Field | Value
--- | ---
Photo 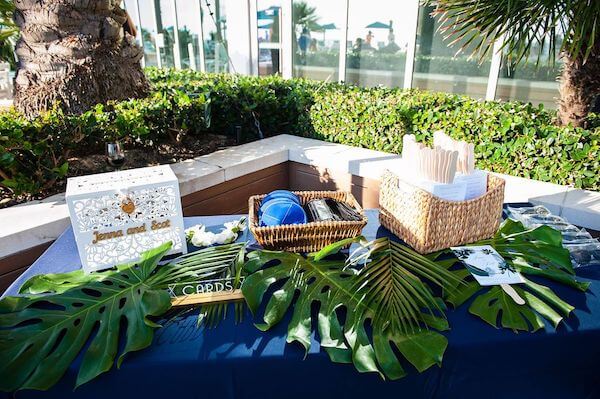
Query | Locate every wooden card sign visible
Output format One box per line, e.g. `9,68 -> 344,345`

66,165 -> 187,273
168,277 -> 245,306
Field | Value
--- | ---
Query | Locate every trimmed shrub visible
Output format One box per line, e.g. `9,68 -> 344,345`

310,87 -> 599,189
147,69 -> 598,190
0,87 -> 210,195
0,108 -> 73,194
1,67 -> 598,197
299,51 -> 559,81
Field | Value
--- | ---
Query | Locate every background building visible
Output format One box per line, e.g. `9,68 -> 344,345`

125,0 -> 563,108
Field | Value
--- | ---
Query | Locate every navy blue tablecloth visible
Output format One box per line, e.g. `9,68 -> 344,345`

3,210 -> 600,399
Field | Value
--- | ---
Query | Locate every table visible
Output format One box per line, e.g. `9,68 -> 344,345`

3,210 -> 600,399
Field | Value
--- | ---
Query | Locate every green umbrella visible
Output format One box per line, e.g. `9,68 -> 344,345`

365,21 -> 390,29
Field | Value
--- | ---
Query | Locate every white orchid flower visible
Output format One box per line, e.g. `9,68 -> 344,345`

214,229 -> 237,244
224,217 -> 247,234
185,217 -> 246,248
190,228 -> 217,247
185,224 -> 205,241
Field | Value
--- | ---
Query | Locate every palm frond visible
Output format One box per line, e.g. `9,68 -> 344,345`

153,242 -> 248,329
149,242 -> 246,288
0,0 -> 17,67
242,237 -> 461,379
197,301 -> 247,328
426,0 -> 600,65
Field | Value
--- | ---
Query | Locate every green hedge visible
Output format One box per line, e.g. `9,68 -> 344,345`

0,87 -> 210,194
147,68 -> 599,190
309,87 -> 598,187
1,67 -> 598,197
300,50 -> 560,81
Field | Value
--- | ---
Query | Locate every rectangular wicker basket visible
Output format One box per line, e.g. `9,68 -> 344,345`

379,169 -> 505,254
249,191 -> 367,252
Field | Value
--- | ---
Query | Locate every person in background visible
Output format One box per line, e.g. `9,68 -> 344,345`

298,27 -> 310,65
388,21 -> 395,45
351,37 -> 363,69
365,30 -> 374,48
309,38 -> 317,53
352,38 -> 363,53
381,23 -> 400,53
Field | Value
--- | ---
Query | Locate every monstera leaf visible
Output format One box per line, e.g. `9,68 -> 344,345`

478,219 -> 588,291
0,242 -> 246,392
439,219 -> 588,332
468,279 -> 574,332
242,237 -> 462,379
0,242 -> 173,391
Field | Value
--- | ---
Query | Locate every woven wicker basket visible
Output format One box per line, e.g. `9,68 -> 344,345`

379,170 -> 505,254
249,191 -> 367,252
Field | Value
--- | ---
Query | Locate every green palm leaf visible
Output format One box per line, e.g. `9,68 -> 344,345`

155,243 -> 248,329
427,0 -> 600,65
150,242 -> 246,289
438,219 -> 588,332
0,241 -> 246,392
0,0 -> 17,67
242,237 -> 462,379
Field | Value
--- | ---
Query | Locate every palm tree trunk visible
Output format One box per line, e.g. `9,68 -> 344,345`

558,45 -> 600,127
13,0 -> 149,118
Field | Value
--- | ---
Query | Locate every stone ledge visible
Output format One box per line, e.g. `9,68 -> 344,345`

490,172 -> 570,215
0,193 -> 70,259
1,134 -> 599,260
169,159 -> 224,197
196,143 -> 288,180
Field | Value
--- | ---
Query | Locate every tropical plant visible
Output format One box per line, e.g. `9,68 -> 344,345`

242,237 -> 462,379
0,241 -> 245,391
293,1 -> 320,32
0,0 -> 17,69
436,219 -> 589,332
427,0 -> 600,127
12,0 -> 149,118
292,1 -> 321,67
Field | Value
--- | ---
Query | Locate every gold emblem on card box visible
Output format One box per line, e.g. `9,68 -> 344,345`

120,197 -> 135,214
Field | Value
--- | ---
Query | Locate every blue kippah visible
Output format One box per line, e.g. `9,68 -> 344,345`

262,190 -> 300,205
260,198 -> 307,226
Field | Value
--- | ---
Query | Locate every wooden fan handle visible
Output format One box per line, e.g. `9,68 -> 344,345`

501,284 -> 525,305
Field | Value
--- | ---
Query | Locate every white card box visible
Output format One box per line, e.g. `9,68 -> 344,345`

66,165 -> 187,273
